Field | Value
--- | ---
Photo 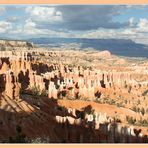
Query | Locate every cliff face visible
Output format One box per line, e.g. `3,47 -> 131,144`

0,41 -> 148,143
1,50 -> 147,102
0,39 -> 34,51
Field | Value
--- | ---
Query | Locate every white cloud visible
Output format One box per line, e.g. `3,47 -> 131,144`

137,18 -> 148,31
6,16 -> 20,22
0,21 -> 12,33
68,17 -> 148,45
129,17 -> 135,27
26,6 -> 63,23
8,17 -> 148,45
10,27 -> 69,38
2,5 -> 148,45
24,19 -> 36,28
9,18 -> 69,38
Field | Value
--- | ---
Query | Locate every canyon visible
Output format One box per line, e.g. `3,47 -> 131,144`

0,39 -> 148,143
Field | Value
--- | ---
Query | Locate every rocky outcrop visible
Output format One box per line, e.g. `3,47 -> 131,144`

0,49 -> 147,112
0,39 -> 34,51
0,42 -> 148,143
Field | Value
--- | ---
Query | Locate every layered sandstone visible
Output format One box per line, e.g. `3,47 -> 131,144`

0,39 -> 34,51
0,40 -> 148,143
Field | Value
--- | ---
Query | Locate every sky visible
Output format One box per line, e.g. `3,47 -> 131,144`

0,5 -> 148,44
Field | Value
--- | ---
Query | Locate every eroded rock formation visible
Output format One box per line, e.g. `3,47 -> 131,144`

0,40 -> 148,143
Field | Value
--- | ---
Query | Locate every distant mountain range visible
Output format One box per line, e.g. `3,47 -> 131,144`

29,38 -> 148,58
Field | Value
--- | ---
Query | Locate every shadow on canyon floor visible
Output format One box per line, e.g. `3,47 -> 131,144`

0,96 -> 147,143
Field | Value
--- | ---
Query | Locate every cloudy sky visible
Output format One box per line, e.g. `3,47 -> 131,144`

0,5 -> 148,44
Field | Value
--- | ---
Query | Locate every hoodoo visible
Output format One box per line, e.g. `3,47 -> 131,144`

0,40 -> 148,143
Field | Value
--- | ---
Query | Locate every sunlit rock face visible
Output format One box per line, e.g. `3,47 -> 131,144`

0,39 -> 34,51
0,40 -> 148,143
0,48 -> 147,107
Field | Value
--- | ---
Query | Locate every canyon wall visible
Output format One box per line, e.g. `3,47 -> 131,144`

0,42 -> 148,142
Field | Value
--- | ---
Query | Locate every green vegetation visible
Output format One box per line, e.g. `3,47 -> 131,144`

142,90 -> 148,96
126,116 -> 136,125
136,118 -> 148,127
131,106 -> 145,115
141,107 -> 145,116
126,116 -> 148,127
30,86 -> 41,96
113,114 -> 121,123
131,106 -> 141,113
116,103 -> 125,108
20,86 -> 48,97
128,85 -> 132,93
